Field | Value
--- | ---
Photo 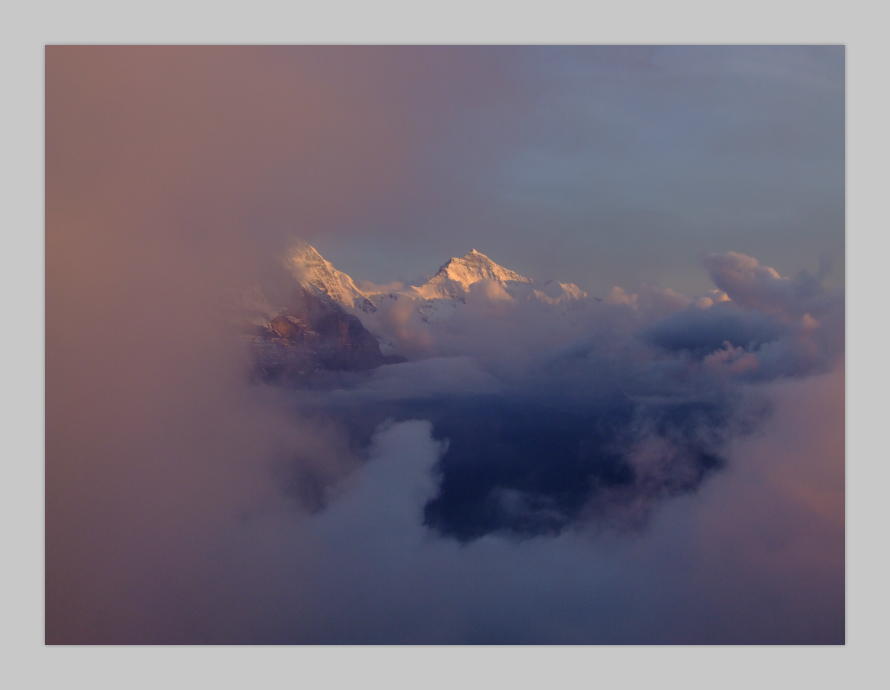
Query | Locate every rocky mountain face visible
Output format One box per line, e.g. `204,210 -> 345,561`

250,284 -> 393,384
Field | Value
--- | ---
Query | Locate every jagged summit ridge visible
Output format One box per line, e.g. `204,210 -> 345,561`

437,248 -> 531,284
285,242 -> 587,317
249,242 -> 592,378
286,241 -> 376,313
415,249 -> 531,300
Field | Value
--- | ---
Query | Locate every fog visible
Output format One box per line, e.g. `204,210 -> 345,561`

46,46 -> 843,644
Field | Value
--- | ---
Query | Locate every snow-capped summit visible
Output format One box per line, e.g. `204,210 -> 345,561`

248,242 -> 598,372
279,242 -> 590,336
285,241 -> 376,313
413,249 -> 532,300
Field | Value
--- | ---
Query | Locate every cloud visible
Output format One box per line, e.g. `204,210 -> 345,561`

704,251 -> 836,320
283,251 -> 841,544
644,302 -> 783,356
47,220 -> 843,643
332,357 -> 502,401
293,367 -> 841,643
45,46 -> 843,644
199,377 -> 842,644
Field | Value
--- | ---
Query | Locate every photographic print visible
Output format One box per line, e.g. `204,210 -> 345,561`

45,45 -> 844,644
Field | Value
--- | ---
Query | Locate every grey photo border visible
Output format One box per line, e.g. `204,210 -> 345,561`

5,0 -> 882,687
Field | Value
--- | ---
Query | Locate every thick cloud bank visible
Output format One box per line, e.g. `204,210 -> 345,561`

47,228 -> 844,643
297,252 -> 841,545
114,367 -> 842,644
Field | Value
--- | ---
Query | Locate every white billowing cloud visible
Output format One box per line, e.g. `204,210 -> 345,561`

353,250 -> 841,387
703,251 -> 833,320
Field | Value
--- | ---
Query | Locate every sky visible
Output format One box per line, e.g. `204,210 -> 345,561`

48,46 -> 843,292
300,46 -> 843,293
45,45 -> 844,644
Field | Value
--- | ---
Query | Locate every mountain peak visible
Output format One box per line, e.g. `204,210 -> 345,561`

441,249 -> 529,281
451,248 -> 492,263
285,241 -> 376,313
288,241 -> 325,261
414,249 -> 531,299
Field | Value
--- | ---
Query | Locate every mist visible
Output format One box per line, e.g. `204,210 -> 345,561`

46,45 -> 843,644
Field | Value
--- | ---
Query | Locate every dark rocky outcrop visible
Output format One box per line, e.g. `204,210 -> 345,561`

251,285 -> 395,384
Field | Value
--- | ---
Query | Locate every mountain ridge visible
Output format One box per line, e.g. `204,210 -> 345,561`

255,243 -> 592,370
287,243 -> 585,309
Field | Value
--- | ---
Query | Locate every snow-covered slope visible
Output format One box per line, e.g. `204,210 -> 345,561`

286,242 -> 377,313
412,249 -> 532,300
282,243 -> 591,349
287,244 -> 587,313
